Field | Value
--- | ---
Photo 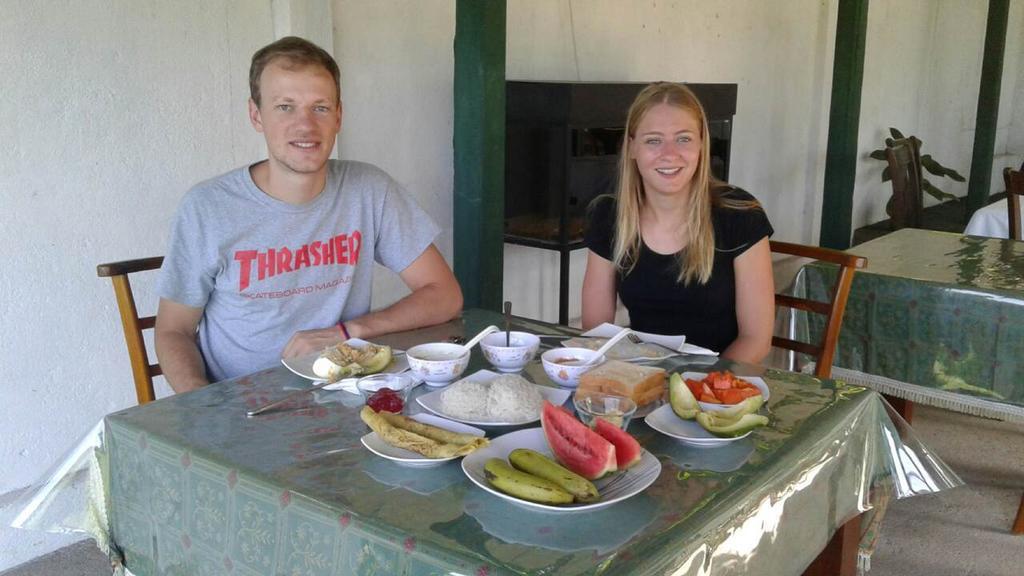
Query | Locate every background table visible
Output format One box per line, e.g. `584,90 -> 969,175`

796,228 -> 1024,421
12,309 -> 957,576
964,198 -> 1023,238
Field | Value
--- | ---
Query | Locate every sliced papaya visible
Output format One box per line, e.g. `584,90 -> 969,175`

700,393 -> 721,404
718,389 -> 746,405
737,387 -> 762,400
686,379 -> 704,398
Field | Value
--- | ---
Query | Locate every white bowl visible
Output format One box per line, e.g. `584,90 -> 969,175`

406,342 -> 471,386
540,347 -> 605,388
479,331 -> 540,372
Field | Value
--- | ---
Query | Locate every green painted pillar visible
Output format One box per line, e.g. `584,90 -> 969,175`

966,0 -> 1009,218
453,0 -> 506,312
819,0 -> 869,250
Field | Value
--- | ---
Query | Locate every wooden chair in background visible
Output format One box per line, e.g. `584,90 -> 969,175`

96,257 -> 164,405
1004,167 -> 1024,241
770,241 -> 867,380
885,138 -> 924,230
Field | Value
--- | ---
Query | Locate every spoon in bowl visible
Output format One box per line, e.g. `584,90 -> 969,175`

578,327 -> 634,367
459,325 -> 501,354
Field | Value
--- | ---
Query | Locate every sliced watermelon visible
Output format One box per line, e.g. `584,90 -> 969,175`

592,418 -> 642,469
541,401 -> 617,480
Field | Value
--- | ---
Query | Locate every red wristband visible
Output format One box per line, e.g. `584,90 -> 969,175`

338,321 -> 350,340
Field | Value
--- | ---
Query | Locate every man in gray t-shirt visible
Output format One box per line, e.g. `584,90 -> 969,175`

155,37 -> 462,392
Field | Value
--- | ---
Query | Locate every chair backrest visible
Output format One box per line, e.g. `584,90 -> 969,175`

770,241 -> 867,379
886,138 -> 923,230
1004,167 -> 1024,241
97,257 -> 164,404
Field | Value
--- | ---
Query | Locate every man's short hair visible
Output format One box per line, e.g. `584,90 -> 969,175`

249,36 -> 341,107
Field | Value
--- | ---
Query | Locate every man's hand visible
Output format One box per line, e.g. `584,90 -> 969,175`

282,326 -> 345,359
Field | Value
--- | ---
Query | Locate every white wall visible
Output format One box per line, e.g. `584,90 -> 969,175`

0,0 -> 336,568
505,0 -> 1024,325
333,0 -> 457,303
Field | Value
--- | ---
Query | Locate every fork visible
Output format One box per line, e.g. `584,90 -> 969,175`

627,333 -> 682,357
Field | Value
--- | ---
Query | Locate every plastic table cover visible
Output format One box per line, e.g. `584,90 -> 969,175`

794,228 -> 1024,421
7,309 -> 960,576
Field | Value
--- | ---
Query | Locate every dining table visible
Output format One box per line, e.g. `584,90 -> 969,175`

10,308 -> 958,576
792,228 -> 1024,422
964,197 -> 1022,239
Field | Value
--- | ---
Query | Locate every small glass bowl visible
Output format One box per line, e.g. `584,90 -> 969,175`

573,391 -> 637,430
357,373 -> 415,413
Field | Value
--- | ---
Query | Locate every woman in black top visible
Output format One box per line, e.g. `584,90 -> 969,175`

582,82 -> 775,363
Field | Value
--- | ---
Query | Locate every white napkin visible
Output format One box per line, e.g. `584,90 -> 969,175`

581,322 -> 718,356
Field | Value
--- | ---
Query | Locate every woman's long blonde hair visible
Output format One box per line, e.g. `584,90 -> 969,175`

611,82 -> 756,285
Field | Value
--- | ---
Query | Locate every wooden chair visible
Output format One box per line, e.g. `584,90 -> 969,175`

96,257 -> 164,404
1010,168 -> 1024,534
885,138 -> 923,230
1005,167 -> 1024,531
770,241 -> 867,380
1004,167 -> 1024,241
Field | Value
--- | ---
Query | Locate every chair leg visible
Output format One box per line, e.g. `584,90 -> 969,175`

803,513 -> 862,576
883,394 -> 914,424
1013,493 -> 1024,534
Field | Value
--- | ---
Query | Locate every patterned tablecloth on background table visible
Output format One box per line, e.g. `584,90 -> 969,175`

10,309 -> 959,576
795,228 -> 1024,420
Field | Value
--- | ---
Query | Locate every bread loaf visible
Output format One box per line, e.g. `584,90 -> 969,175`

577,360 -> 666,407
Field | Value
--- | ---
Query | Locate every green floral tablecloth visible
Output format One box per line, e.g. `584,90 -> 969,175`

796,229 -> 1024,420
10,309 -> 959,575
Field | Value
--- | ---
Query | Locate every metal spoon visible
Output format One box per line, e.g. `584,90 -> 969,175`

503,301 -> 512,346
578,327 -> 634,367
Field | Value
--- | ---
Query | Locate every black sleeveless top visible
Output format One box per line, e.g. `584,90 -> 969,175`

584,188 -> 773,352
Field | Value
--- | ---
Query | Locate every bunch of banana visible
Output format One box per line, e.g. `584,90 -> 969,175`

484,448 -> 599,505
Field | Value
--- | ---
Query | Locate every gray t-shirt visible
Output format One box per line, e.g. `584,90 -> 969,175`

157,160 -> 440,382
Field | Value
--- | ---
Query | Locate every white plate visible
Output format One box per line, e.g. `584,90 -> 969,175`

579,323 -> 719,357
644,404 -> 753,447
462,428 -> 661,512
416,369 -> 571,426
461,486 -> 658,553
281,338 -> 410,393
360,413 -> 485,468
561,336 -> 673,362
680,371 -> 770,412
